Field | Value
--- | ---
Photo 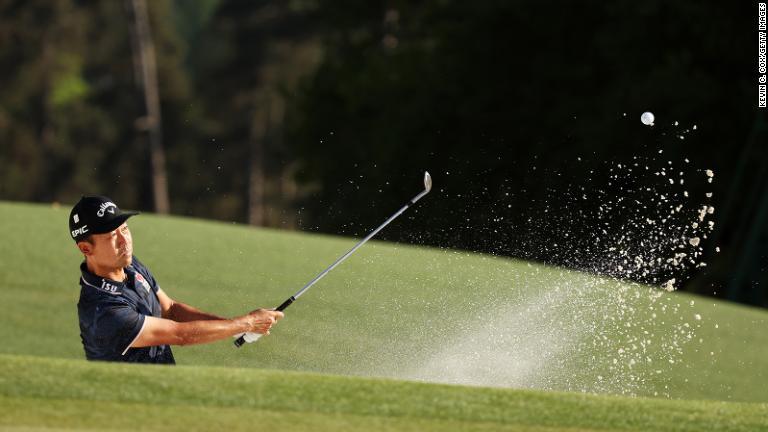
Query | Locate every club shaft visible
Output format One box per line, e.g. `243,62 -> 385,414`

291,188 -> 429,301
234,183 -> 430,348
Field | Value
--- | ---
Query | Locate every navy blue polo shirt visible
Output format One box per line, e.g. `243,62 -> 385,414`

77,256 -> 175,364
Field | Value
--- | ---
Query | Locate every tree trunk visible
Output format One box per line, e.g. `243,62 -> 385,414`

129,0 -> 170,214
248,96 -> 270,226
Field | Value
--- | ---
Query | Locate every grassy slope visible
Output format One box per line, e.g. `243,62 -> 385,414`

0,201 -> 767,404
0,354 -> 766,432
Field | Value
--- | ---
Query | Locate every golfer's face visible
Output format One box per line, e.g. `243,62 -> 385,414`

90,223 -> 133,269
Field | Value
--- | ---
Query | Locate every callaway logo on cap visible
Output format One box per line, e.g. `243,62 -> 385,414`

69,196 -> 140,242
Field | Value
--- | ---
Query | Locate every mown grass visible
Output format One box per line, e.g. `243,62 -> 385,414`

0,354 -> 766,432
0,201 -> 766,405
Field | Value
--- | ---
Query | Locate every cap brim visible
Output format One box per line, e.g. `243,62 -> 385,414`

90,212 -> 139,235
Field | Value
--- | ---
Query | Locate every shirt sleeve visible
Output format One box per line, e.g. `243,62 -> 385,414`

93,300 -> 146,356
147,272 -> 160,293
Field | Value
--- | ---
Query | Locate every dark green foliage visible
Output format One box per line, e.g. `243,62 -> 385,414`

0,1 -> 764,306
286,1 -> 765,306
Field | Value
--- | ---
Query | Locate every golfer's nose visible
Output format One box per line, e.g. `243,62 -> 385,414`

116,230 -> 129,246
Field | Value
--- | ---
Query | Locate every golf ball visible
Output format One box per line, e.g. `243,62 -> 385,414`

641,111 -> 655,126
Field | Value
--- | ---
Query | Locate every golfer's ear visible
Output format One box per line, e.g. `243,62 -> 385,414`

77,241 -> 92,256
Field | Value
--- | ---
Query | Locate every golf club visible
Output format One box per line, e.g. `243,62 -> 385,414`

235,171 -> 433,348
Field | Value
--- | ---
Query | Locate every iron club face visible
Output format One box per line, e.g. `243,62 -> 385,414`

424,171 -> 432,193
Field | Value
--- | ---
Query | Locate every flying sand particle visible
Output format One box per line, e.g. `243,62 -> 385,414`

661,279 -> 676,292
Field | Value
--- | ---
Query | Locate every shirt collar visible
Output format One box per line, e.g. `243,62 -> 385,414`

80,261 -> 132,296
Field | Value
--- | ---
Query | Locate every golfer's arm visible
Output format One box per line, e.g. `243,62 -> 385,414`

131,316 -> 249,348
157,288 -> 226,322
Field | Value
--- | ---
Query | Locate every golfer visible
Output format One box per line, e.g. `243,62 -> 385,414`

70,195 -> 282,364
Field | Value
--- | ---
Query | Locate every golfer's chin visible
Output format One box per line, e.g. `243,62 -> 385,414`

118,253 -> 133,268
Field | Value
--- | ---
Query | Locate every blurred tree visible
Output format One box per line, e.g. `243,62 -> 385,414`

0,0 -> 90,201
0,0 -> 200,212
189,0 -> 321,225
128,0 -> 170,214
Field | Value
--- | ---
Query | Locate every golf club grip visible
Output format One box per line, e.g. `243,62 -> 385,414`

234,296 -> 296,348
276,296 -> 295,311
234,334 -> 248,348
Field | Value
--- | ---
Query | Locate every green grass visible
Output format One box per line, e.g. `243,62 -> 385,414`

0,200 -> 767,430
0,354 -> 766,432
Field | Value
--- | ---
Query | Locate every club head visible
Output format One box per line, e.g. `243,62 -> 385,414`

424,171 -> 432,193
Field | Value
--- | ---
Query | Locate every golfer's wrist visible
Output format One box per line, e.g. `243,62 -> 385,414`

234,315 -> 253,333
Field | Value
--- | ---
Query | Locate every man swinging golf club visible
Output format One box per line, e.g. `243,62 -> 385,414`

70,195 -> 283,364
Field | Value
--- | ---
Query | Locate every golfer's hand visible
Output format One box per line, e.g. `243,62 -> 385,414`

243,309 -> 284,335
